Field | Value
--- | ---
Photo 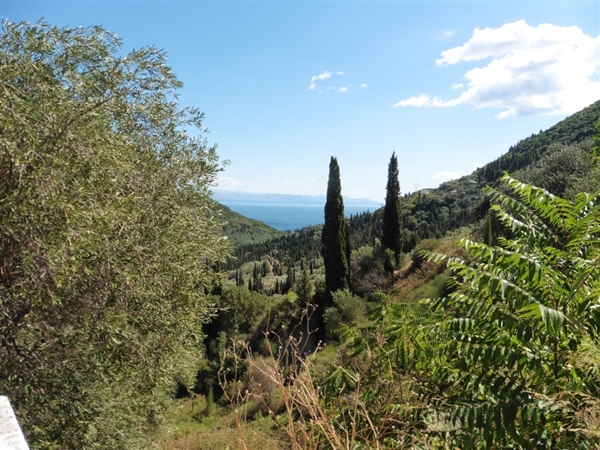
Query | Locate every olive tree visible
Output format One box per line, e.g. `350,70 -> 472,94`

515,140 -> 600,199
0,21 -> 228,448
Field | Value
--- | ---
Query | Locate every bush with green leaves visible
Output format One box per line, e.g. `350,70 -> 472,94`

328,175 -> 600,448
515,140 -> 600,199
206,286 -> 269,342
349,243 -> 390,297
0,21 -> 228,448
323,290 -> 366,340
422,175 -> 600,448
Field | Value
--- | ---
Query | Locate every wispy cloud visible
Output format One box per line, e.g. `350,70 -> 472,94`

308,70 -> 352,92
396,21 -> 600,118
216,176 -> 258,189
326,85 -> 350,93
442,30 -> 454,38
395,94 -> 445,107
283,178 -> 315,187
308,70 -> 332,90
432,171 -> 464,180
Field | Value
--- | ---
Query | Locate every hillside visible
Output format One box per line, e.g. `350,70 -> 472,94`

218,204 -> 284,247
396,99 -> 600,247
478,99 -> 600,182
227,100 -> 600,265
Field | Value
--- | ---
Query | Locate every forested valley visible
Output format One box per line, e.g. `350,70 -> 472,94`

3,20 -> 600,450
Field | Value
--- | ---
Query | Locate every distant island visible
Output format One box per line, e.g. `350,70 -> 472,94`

213,190 -> 382,231
212,190 -> 382,207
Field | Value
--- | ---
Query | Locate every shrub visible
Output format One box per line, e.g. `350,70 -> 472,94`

323,290 -> 366,340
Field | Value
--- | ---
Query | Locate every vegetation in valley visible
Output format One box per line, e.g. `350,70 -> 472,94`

185,108 -> 600,449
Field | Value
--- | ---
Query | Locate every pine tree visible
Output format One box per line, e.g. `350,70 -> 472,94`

322,157 -> 350,303
382,152 -> 402,271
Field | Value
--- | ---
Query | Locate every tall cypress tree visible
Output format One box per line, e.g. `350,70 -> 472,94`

322,157 -> 350,302
382,152 -> 402,269
484,212 -> 493,247
295,267 -> 314,309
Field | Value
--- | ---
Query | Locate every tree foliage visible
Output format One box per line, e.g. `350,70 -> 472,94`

382,152 -> 402,269
319,176 -> 600,448
515,140 -> 600,199
295,266 -> 314,309
323,289 -> 365,341
0,21 -> 228,448
322,157 -> 350,302
422,175 -> 600,447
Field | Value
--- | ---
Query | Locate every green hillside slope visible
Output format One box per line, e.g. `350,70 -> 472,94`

228,100 -> 600,264
400,99 -> 600,245
219,204 -> 284,247
478,99 -> 600,182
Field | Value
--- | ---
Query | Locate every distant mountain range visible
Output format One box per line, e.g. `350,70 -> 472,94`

212,190 -> 382,207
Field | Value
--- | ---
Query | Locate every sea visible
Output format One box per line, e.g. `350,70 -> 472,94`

223,202 -> 380,231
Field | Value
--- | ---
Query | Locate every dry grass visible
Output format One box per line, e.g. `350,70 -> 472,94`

219,312 -> 426,450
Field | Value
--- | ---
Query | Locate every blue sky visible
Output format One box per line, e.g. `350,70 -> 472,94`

3,1 -> 600,202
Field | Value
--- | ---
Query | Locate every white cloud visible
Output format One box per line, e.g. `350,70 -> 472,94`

308,70 -> 332,90
442,30 -> 454,38
314,72 -> 331,81
394,94 -> 446,107
396,20 -> 600,118
361,83 -> 368,88
309,71 -> 351,93
432,171 -> 464,180
283,178 -> 315,187
216,176 -> 258,189
395,94 -> 430,107
451,83 -> 464,89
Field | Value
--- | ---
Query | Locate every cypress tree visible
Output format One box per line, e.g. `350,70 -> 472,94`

321,157 -> 350,302
382,152 -> 402,270
285,265 -> 294,293
296,267 -> 314,309
484,212 -> 493,247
